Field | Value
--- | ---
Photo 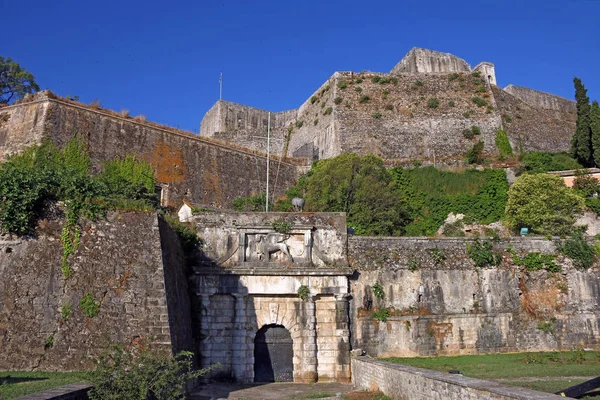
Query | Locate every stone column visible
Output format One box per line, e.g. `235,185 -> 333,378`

299,295 -> 318,383
334,293 -> 351,383
231,293 -> 249,382
199,294 -> 212,372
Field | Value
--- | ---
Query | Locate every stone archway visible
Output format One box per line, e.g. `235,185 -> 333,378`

254,324 -> 293,382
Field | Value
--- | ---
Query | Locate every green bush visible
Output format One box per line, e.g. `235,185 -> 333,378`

232,192 -> 267,212
88,344 -> 217,400
427,98 -> 439,109
323,107 -> 333,116
385,104 -> 393,111
372,308 -> 391,322
506,174 -> 585,236
495,128 -> 514,157
512,251 -> 560,272
522,152 -> 582,173
372,283 -> 385,299
471,71 -> 481,78
448,73 -> 460,82
355,77 -> 363,84
414,80 -> 424,87
314,118 -> 318,126
466,140 -> 485,164
297,285 -> 310,301
371,76 -> 381,83
559,230 -> 595,269
80,292 -> 99,318
295,120 -> 304,128
372,112 -> 382,119
310,96 -> 318,104
391,167 -> 508,236
467,239 -> 501,268
472,96 -> 487,107
359,95 -> 370,103
0,139 -> 157,235
337,81 -> 347,89
448,100 -> 456,107
334,97 -> 343,105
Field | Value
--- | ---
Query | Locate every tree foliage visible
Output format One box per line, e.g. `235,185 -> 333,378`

505,174 -> 584,235
0,56 -> 40,104
521,151 -> 582,173
571,77 -> 593,166
392,167 -> 508,236
0,138 -> 157,235
591,101 -> 600,167
279,153 -> 410,235
88,344 -> 216,400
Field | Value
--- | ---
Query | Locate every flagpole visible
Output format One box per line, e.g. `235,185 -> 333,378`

266,112 -> 270,213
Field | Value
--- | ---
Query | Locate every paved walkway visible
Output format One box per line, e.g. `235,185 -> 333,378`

189,382 -> 359,400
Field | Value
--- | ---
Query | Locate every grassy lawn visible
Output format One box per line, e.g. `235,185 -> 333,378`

0,371 -> 88,400
382,350 -> 600,380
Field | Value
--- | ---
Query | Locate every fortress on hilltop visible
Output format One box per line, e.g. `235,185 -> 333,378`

200,47 -> 575,166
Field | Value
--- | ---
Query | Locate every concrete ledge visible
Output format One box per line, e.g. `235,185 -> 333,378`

351,357 -> 565,400
15,382 -> 91,400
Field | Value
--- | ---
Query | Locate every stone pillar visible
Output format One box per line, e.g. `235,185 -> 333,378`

231,293 -> 249,382
298,295 -> 318,383
335,293 -> 351,383
199,294 -> 212,373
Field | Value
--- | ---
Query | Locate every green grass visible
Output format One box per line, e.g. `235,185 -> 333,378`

504,379 -> 587,394
0,371 -> 88,400
383,351 -> 600,380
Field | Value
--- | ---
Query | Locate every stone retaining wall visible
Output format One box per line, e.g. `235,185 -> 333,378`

16,382 -> 91,400
351,357 -> 564,400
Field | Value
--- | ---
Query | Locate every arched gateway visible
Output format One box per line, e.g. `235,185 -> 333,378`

254,324 -> 294,382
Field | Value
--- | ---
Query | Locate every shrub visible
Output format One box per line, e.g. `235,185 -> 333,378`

134,114 -> 146,122
472,96 -> 487,107
271,219 -> 292,233
359,95 -> 370,103
232,192 -> 267,211
495,128 -> 514,157
512,251 -> 560,272
372,283 -> 385,299
448,100 -> 456,107
385,104 -> 394,111
475,85 -> 487,93
537,321 -> 554,334
334,97 -> 343,105
559,230 -> 595,269
443,220 -> 465,237
462,111 -> 471,118
355,77 -> 363,84
391,77 -> 398,85
88,344 -> 217,400
314,118 -> 318,126
522,152 -> 582,173
355,86 -> 362,93
90,99 -> 101,108
372,112 -> 382,119
427,98 -> 439,109
428,248 -> 445,265
448,72 -> 460,82
371,76 -> 381,83
337,81 -> 347,89
466,140 -> 485,164
80,292 -> 99,318
382,89 -> 390,96
504,114 -> 513,123
467,239 -> 501,268
61,301 -> 73,321
295,120 -> 304,128
506,174 -> 585,236
323,107 -> 333,116
573,170 -> 600,197
372,308 -> 390,322
297,285 -> 310,301
471,71 -> 481,78
408,259 -> 419,272
414,80 -> 424,87
379,77 -> 391,84
310,96 -> 318,104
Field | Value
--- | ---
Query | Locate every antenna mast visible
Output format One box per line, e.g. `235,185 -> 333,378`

266,112 -> 270,213
219,72 -> 223,101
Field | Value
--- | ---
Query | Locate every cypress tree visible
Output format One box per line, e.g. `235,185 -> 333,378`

592,101 -> 600,166
571,78 -> 593,166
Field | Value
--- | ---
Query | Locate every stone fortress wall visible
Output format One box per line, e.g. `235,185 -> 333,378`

348,236 -> 600,358
199,48 -> 576,166
0,92 -> 300,208
1,211 -> 599,382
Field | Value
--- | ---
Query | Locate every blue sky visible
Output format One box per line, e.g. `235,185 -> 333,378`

3,0 -> 599,132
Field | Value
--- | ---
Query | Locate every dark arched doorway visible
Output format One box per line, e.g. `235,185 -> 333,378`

254,324 -> 293,382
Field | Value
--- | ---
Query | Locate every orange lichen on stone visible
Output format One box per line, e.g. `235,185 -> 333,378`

149,142 -> 186,183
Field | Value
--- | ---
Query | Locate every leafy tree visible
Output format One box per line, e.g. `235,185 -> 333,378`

505,173 -> 584,236
521,151 -> 582,173
88,344 -> 217,400
591,101 -> 600,166
466,140 -> 484,164
0,56 -> 40,104
283,153 -> 410,235
571,78 -> 593,166
572,170 -> 600,198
